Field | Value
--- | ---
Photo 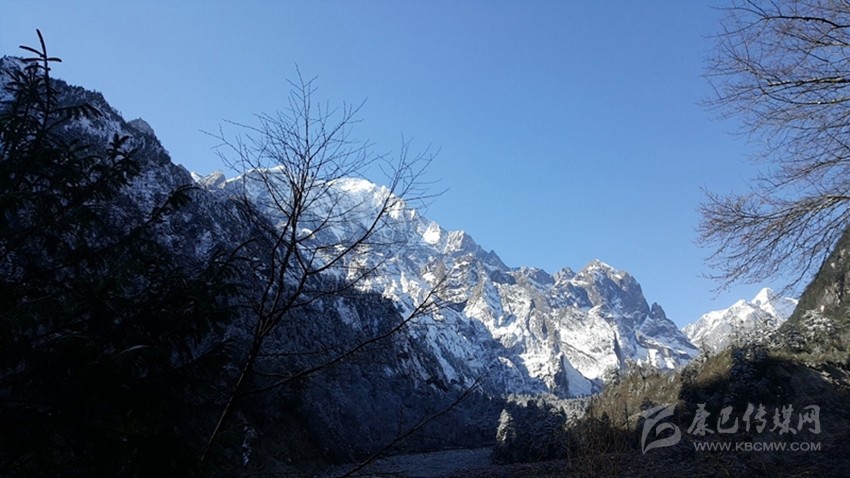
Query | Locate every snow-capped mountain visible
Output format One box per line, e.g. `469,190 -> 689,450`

5,50 -> 698,399
1,53 -> 698,460
683,288 -> 797,353
199,169 -> 699,397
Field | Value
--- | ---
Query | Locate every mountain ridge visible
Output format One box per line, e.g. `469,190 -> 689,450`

683,287 -> 798,353
1,56 -> 699,465
201,167 -> 699,396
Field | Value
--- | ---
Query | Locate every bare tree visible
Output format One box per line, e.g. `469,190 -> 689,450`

700,0 -> 850,291
200,72 -> 441,464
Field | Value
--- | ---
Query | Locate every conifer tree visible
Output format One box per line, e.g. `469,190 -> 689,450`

0,31 -> 237,477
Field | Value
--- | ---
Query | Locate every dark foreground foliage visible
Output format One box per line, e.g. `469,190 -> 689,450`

484,345 -> 850,477
0,33 -> 238,477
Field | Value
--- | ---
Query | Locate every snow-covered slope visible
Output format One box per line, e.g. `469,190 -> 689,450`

200,169 -> 699,397
0,54 -> 697,460
683,288 -> 797,353
1,49 -> 697,398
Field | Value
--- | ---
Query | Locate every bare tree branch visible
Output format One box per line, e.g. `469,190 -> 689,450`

199,71 -> 440,466
701,0 -> 850,292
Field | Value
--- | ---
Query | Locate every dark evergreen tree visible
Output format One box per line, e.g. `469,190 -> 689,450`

0,31 -> 237,477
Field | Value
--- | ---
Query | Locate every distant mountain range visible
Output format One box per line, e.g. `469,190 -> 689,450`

195,168 -> 699,397
1,55 -> 802,463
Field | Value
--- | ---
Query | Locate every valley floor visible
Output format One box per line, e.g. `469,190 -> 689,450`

318,448 -> 492,478
341,446 -> 850,478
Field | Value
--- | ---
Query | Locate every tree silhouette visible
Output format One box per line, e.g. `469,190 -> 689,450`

0,31 -> 237,477
200,70 -> 444,465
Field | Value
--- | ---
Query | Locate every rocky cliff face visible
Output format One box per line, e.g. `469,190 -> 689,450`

778,227 -> 850,354
201,167 -> 698,398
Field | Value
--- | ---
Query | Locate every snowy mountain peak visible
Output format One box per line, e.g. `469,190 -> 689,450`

0,57 -> 704,462
515,267 -> 555,287
752,287 -> 797,320
185,155 -> 710,399
553,267 -> 576,283
583,258 -> 617,273
444,229 -> 478,255
577,259 -> 634,285
650,302 -> 667,320
683,288 -> 798,353
212,167 -> 698,396
753,287 -> 774,304
421,221 -> 443,245
331,176 -> 383,194
192,170 -> 227,190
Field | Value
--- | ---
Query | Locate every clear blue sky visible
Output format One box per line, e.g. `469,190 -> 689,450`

2,1 -> 784,327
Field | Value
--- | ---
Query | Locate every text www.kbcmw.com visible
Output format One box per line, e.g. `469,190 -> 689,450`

693,441 -> 822,452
